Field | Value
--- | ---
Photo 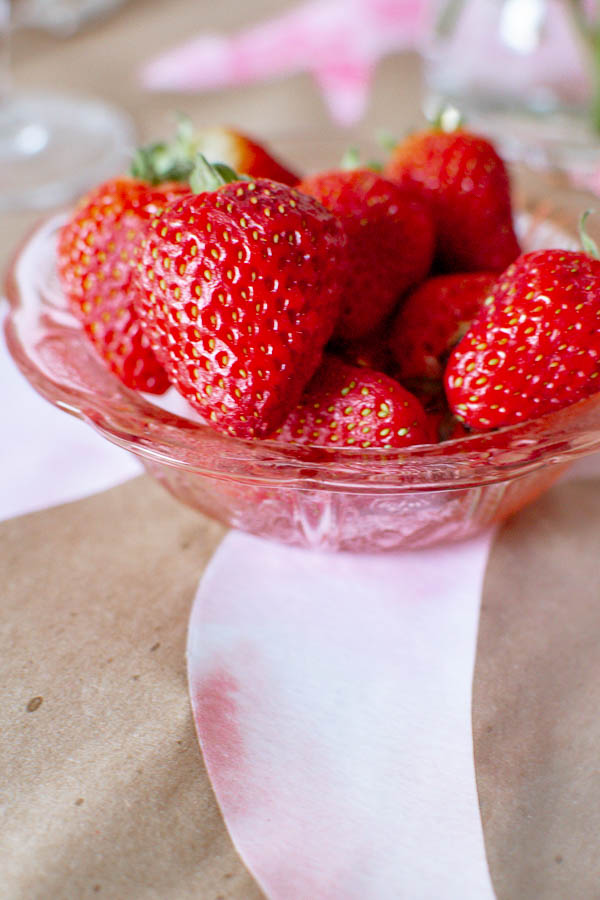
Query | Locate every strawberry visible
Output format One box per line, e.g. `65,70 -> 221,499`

444,248 -> 600,430
188,125 -> 299,186
133,159 -> 346,439
426,409 -> 469,443
335,327 -> 398,375
297,168 -> 434,339
389,272 -> 498,381
398,377 -> 467,442
273,355 -> 432,448
58,123 -> 296,398
57,175 -> 190,393
385,127 -> 520,273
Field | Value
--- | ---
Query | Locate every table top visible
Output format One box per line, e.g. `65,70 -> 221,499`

6,6 -> 600,898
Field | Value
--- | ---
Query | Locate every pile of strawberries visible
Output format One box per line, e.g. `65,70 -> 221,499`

57,121 -> 600,451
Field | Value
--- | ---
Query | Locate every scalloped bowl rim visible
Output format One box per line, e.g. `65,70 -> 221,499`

5,199 -> 600,495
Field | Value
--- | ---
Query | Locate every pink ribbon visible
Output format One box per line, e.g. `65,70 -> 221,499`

140,0 -> 429,125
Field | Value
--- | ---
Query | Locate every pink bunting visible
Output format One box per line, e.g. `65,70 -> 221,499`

140,0 -> 429,125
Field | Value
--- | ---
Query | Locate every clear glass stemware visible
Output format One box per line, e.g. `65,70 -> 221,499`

423,0 -> 600,175
0,0 -> 134,210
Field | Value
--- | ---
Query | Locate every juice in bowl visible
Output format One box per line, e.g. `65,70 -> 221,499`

6,123 -> 600,552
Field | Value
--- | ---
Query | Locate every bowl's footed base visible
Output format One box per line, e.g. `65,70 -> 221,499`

146,462 -> 568,553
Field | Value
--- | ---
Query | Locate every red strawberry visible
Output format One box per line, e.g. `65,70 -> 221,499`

273,356 -> 432,448
190,125 -> 299,186
57,176 -> 190,393
390,272 -> 497,381
399,378 -> 467,442
133,163 -> 346,439
297,168 -> 434,340
426,409 -> 469,443
335,327 -> 398,375
445,249 -> 600,430
385,127 -> 520,273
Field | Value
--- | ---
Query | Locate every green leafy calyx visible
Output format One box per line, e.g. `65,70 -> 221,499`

189,154 -> 241,194
580,209 -> 600,260
339,147 -> 383,173
130,115 -> 200,185
429,104 -> 465,133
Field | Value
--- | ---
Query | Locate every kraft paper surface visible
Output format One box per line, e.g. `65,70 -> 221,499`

0,477 -> 262,900
3,475 -> 600,897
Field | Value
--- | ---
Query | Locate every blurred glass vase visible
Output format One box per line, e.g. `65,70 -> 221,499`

0,0 -> 133,210
423,0 -> 600,172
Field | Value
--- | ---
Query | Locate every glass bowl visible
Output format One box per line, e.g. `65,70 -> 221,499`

5,160 -> 600,552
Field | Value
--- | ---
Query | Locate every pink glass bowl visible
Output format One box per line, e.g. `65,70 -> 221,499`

5,167 -> 600,552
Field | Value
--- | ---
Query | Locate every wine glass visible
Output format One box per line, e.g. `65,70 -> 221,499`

0,0 -> 134,210
423,0 -> 600,175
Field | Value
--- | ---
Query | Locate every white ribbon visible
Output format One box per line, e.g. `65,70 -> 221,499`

188,531 -> 495,899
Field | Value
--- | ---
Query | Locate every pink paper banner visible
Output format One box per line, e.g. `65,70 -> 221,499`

140,0 -> 429,125
188,530 -> 495,899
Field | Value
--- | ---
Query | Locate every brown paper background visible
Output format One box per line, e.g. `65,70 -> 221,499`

474,477 -> 600,900
1,477 -> 264,899
5,471 -> 600,898
5,1 -> 600,896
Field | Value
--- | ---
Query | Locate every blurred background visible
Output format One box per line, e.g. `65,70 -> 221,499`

3,0 -> 600,235
5,0 -> 423,144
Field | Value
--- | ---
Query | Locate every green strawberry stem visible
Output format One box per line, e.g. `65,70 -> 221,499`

580,209 -> 600,258
567,0 -> 600,133
588,28 -> 600,133
130,115 -> 198,185
189,154 -> 241,193
340,147 -> 361,170
339,147 -> 383,172
130,142 -> 191,184
434,0 -> 466,38
430,104 -> 464,132
131,117 -> 246,189
376,130 -> 398,152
